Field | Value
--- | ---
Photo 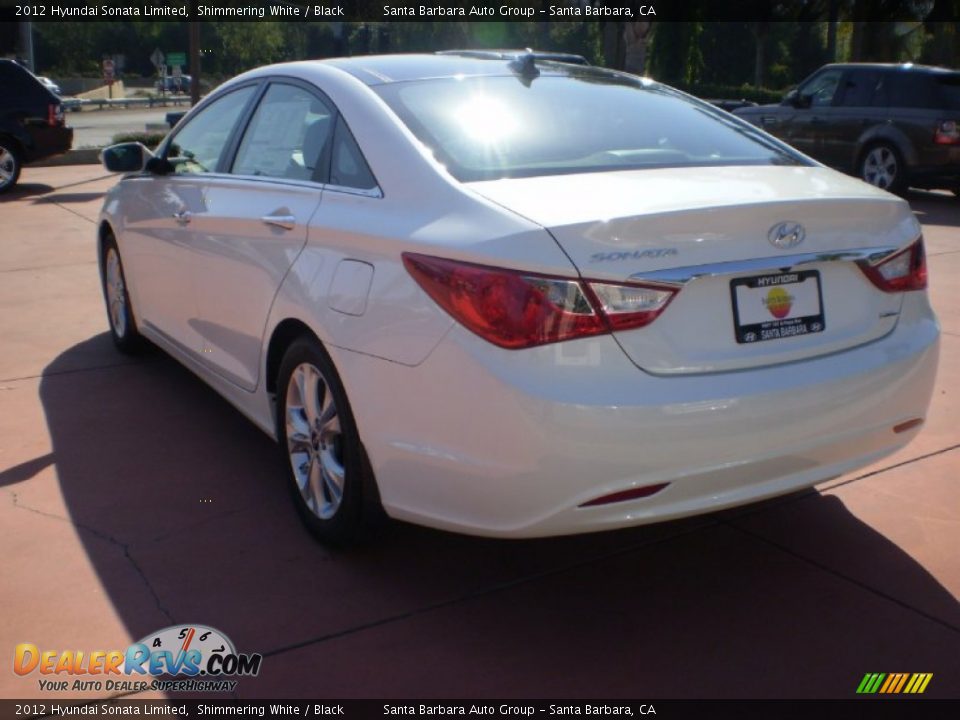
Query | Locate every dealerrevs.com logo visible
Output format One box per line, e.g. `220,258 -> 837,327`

14,625 -> 262,693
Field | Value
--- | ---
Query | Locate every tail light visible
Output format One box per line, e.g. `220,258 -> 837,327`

402,253 -> 676,349
934,120 -> 959,145
47,103 -> 64,127
857,237 -> 927,293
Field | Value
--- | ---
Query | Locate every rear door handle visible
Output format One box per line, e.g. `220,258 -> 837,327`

173,210 -> 191,225
261,214 -> 296,230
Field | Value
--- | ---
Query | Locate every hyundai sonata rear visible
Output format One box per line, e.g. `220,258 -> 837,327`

97,55 -> 939,543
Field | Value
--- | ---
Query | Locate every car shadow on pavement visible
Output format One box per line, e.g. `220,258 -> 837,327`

3,183 -> 56,199
37,334 -> 960,698
0,453 -> 55,488
31,192 -> 108,205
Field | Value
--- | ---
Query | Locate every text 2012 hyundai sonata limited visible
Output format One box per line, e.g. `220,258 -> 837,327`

97,53 -> 939,544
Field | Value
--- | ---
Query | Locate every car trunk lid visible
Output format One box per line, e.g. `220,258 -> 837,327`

468,165 -> 919,374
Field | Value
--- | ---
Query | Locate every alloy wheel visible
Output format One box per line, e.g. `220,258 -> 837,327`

105,247 -> 128,338
862,146 -> 898,190
0,146 -> 16,189
284,363 -> 345,520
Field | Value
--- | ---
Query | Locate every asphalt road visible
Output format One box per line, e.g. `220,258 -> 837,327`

67,107 -> 175,148
1,165 -> 958,700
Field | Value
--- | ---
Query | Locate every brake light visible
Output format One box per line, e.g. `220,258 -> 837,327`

857,238 -> 927,292
47,103 -> 63,127
402,253 -> 677,349
934,120 -> 959,145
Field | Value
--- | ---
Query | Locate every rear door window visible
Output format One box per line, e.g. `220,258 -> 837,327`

839,70 -> 881,107
231,82 -> 335,182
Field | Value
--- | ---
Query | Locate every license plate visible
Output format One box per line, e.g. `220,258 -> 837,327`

730,270 -> 825,344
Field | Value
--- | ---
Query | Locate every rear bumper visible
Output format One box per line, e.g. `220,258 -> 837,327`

24,126 -> 73,163
339,293 -> 940,538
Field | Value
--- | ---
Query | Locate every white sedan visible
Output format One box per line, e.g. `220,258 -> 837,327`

97,53 -> 939,544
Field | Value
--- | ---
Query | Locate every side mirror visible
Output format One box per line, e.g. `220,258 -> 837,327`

101,142 -> 152,173
782,88 -> 813,109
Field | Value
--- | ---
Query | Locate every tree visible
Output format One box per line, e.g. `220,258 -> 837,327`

647,22 -> 703,86
216,23 -> 284,75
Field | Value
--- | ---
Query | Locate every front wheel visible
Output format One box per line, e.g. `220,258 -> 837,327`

859,143 -> 906,194
0,139 -> 22,194
277,336 -> 383,545
100,234 -> 144,353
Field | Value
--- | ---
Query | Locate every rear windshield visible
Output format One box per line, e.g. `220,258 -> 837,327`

0,61 -> 51,104
374,74 -> 805,182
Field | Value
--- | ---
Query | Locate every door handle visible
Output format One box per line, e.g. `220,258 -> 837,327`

261,214 -> 296,230
173,210 -> 191,225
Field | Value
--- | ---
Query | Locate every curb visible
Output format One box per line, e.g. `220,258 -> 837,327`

32,148 -> 102,167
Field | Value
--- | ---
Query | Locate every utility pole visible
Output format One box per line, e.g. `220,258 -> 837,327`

18,20 -> 34,70
189,21 -> 200,105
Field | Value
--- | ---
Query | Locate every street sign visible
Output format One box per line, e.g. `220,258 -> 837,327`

166,52 -> 186,67
103,58 -> 115,86
150,48 -> 164,68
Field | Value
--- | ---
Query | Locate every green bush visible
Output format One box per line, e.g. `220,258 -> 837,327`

110,131 -> 167,150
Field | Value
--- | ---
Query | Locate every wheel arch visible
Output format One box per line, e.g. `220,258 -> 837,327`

855,127 -> 917,170
0,132 -> 25,158
264,317 -> 387,528
265,318 -> 320,399
97,220 -> 115,272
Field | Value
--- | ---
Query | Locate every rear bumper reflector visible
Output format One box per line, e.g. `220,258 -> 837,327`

893,418 -> 925,434
580,483 -> 670,507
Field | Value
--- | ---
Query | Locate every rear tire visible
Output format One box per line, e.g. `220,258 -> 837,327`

276,336 -> 383,546
858,142 -> 907,195
0,138 -> 22,194
100,234 -> 144,354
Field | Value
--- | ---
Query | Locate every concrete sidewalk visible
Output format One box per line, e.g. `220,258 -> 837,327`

1,166 -> 957,700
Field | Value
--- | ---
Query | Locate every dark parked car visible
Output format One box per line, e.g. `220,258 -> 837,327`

156,74 -> 192,93
0,59 -> 73,193
735,63 -> 960,195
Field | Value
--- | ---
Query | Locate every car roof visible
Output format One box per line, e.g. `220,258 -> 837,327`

436,49 -> 590,66
322,53 -> 616,86
822,62 -> 960,75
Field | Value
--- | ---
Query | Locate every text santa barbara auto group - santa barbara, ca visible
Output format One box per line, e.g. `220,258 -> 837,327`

16,3 -> 655,20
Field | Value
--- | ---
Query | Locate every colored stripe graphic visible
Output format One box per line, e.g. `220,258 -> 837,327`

893,673 -> 909,693
857,672 -> 932,694
878,674 -> 895,694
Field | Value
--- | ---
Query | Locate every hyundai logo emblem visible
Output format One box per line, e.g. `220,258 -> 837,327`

768,222 -> 805,249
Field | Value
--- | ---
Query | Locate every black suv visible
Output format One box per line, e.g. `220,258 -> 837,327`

0,59 -> 73,193
735,63 -> 960,195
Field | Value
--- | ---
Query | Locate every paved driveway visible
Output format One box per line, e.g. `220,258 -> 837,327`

1,166 -> 958,700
